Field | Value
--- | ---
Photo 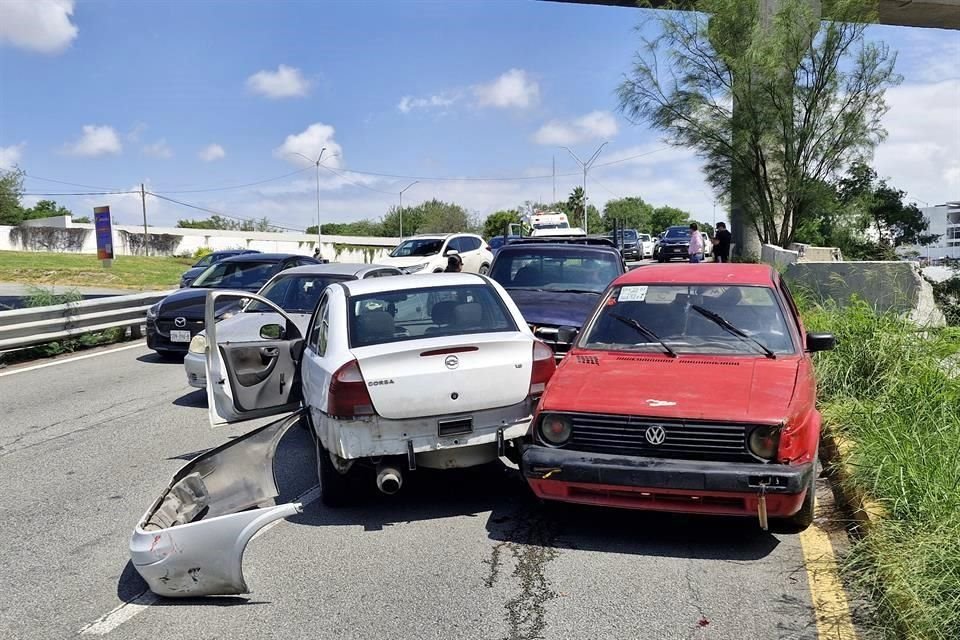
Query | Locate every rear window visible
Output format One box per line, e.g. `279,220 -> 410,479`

348,284 -> 517,348
489,249 -> 622,293
247,273 -> 350,314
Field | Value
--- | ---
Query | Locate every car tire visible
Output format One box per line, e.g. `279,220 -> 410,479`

479,263 -> 490,275
775,458 -> 818,533
316,438 -> 353,508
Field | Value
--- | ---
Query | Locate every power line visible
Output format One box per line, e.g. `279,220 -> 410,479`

319,164 -> 397,195
150,167 -> 313,194
22,191 -> 140,196
146,191 -> 307,232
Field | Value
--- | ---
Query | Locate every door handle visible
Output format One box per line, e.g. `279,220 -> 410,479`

260,347 -> 279,358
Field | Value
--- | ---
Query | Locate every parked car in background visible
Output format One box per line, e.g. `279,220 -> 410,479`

380,234 -> 494,274
489,238 -> 625,360
654,226 -> 703,262
179,249 -> 260,288
522,264 -> 835,531
183,263 -> 404,388
488,235 -> 522,256
701,232 -> 713,258
203,273 -> 556,505
638,233 -> 655,259
146,253 -> 319,357
607,228 -> 641,261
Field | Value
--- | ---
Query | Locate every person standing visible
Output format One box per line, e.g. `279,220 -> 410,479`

713,222 -> 732,263
687,222 -> 704,263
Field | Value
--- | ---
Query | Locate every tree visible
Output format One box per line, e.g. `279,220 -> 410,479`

72,216 -> 91,224
650,206 -> 691,233
0,167 -> 25,225
566,187 -> 585,227
603,197 -> 654,233
381,199 -> 475,236
24,199 -> 73,221
697,221 -> 716,238
617,0 -> 900,248
176,215 -> 276,231
483,209 -> 521,238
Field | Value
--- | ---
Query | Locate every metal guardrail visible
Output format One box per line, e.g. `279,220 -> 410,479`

0,290 -> 174,350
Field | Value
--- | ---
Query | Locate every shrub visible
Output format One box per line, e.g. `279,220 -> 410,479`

193,247 -> 214,260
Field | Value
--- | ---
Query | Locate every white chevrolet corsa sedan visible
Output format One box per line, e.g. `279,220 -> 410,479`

205,272 -> 556,505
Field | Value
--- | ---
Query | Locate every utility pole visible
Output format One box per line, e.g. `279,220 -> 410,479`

140,183 -> 149,256
552,156 -> 556,203
399,181 -> 418,239
291,148 -> 328,254
562,142 -> 608,235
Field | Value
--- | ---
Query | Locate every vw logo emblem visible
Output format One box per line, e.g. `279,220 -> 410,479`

174,317 -> 187,328
644,425 -> 666,446
444,355 -> 459,369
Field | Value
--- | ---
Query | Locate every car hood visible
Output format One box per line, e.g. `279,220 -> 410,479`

377,255 -> 441,268
505,288 -> 601,328
542,352 -> 801,423
660,237 -> 690,246
157,288 -> 242,320
198,311 -> 312,339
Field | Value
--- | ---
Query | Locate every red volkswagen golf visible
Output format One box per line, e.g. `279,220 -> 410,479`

521,264 -> 835,530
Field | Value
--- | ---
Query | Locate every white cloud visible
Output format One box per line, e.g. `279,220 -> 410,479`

473,69 -> 540,110
0,143 -> 26,167
0,0 -> 77,54
398,92 -> 460,113
62,125 -> 122,157
246,64 -> 311,99
198,143 -> 225,162
533,110 -> 620,145
274,123 -> 343,168
873,80 -> 960,206
142,139 -> 173,159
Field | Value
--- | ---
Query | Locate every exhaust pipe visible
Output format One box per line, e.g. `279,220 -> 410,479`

376,465 -> 403,495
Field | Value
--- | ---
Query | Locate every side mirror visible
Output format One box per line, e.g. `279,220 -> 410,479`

557,326 -> 579,344
260,323 -> 285,340
806,333 -> 836,352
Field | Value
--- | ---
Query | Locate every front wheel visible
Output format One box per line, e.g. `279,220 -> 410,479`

479,263 -> 490,275
775,458 -> 818,532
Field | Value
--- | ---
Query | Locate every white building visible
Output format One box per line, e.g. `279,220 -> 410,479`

914,201 -> 960,261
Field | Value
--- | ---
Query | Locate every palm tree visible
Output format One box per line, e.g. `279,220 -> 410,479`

567,187 -> 585,228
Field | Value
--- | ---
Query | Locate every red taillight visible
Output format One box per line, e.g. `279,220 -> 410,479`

327,360 -> 376,419
529,340 -> 556,397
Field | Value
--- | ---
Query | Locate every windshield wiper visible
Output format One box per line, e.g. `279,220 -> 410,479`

690,305 -> 776,359
608,312 -> 677,358
548,288 -> 601,294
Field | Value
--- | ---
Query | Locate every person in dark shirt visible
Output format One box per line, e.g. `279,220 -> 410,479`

713,222 -> 732,263
444,253 -> 463,272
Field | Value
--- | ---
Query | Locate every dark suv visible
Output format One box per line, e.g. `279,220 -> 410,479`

179,249 -> 260,288
488,238 -> 626,360
654,226 -> 699,262
147,253 -> 318,357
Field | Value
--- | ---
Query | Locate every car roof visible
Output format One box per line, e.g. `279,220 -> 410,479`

616,263 -> 777,286
212,249 -> 257,256
341,272 -> 487,296
218,253 -> 308,263
274,263 -> 399,277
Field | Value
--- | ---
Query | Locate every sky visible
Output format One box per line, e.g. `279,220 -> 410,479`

0,0 -> 958,232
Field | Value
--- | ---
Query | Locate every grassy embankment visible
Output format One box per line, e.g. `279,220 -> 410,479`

800,297 -> 960,640
0,250 -> 192,290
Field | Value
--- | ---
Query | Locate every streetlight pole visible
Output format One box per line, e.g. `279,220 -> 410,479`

398,180 -> 418,239
292,148 -> 326,251
562,142 -> 607,235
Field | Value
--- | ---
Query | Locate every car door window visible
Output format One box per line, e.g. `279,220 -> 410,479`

308,294 -> 330,356
446,237 -> 464,254
460,237 -> 481,253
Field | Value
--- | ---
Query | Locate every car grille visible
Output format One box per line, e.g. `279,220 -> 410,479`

564,413 -> 759,462
529,324 -> 569,360
155,318 -> 204,336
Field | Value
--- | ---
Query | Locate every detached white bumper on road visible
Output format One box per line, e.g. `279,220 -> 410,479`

183,350 -> 207,388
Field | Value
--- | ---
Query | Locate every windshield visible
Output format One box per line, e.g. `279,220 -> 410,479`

193,254 -> 214,268
489,249 -> 622,293
247,274 -> 350,314
580,284 -> 796,355
390,238 -> 444,258
191,260 -> 278,291
665,227 -> 692,239
349,285 -> 517,348
535,222 -> 569,230
638,234 -> 651,242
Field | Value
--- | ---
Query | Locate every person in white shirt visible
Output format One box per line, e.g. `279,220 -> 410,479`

688,222 -> 704,263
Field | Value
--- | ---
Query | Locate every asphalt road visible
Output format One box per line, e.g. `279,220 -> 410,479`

0,342 -> 856,640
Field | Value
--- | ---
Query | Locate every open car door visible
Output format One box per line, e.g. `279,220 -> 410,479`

205,290 -> 305,428
130,413 -> 302,597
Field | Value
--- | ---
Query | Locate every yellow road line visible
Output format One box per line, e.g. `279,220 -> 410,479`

799,508 -> 858,639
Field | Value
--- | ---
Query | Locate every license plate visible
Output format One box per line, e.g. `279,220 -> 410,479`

170,330 -> 192,342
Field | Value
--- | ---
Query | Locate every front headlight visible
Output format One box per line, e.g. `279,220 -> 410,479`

748,425 -> 781,460
538,414 -> 572,446
188,334 -> 208,354
404,263 -> 428,274
146,302 -> 160,319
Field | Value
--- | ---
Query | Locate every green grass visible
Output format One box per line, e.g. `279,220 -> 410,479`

800,297 -> 960,640
0,250 -> 193,290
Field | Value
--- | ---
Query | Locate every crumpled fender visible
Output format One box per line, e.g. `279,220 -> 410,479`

129,413 -> 302,597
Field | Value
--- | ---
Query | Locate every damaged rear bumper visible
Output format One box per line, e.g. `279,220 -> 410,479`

129,413 -> 302,597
